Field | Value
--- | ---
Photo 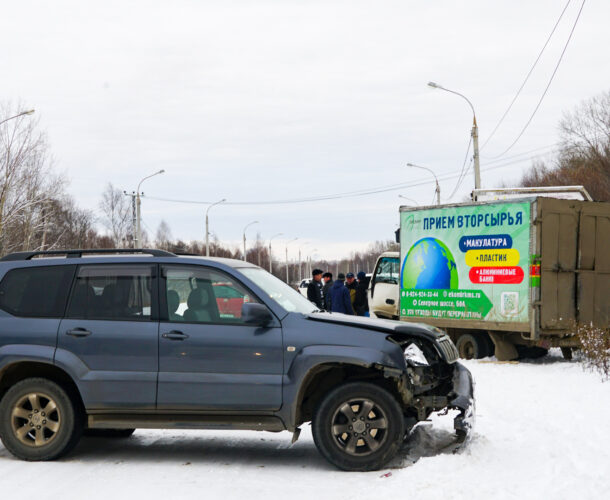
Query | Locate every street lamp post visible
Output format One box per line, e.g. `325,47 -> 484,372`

407,163 -> 440,205
398,195 -> 419,205
285,238 -> 298,284
205,198 -> 226,257
268,233 -> 283,273
428,82 -> 481,189
242,220 -> 259,262
135,169 -> 165,248
0,109 -> 35,127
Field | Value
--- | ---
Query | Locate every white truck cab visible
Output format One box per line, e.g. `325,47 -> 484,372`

367,251 -> 400,319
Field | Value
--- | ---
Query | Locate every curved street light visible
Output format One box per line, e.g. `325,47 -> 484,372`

136,169 -> 165,248
242,220 -> 259,261
407,163 -> 440,205
428,81 -> 481,189
205,198 -> 226,256
268,232 -> 283,273
0,109 -> 35,127
398,195 -> 419,205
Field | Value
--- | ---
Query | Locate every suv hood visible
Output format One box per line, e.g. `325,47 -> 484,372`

306,312 -> 445,343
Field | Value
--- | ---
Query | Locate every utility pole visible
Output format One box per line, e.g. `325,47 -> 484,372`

242,221 -> 259,262
134,170 -> 165,248
407,163 -> 441,205
428,82 -> 481,190
205,199 -> 226,257
269,233 -> 283,274
285,237 -> 298,283
472,116 -> 481,190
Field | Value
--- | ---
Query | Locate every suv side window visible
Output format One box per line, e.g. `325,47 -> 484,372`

66,265 -> 153,321
164,266 -> 258,324
0,265 -> 75,318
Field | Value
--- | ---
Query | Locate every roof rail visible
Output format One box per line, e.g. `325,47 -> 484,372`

0,248 -> 177,262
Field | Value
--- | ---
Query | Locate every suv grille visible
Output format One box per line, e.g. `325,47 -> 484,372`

436,335 -> 459,364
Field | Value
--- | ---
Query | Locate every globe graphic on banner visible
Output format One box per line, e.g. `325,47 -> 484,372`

402,237 -> 459,289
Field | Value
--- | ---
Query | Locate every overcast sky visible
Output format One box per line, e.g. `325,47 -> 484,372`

1,0 -> 608,261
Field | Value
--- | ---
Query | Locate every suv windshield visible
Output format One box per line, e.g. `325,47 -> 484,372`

239,268 -> 318,314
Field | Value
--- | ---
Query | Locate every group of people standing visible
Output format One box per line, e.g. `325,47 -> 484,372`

306,269 -> 370,316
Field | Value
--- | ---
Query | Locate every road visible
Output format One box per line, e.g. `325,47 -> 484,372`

1,350 -> 608,500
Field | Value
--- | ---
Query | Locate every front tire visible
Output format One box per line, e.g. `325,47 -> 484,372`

0,378 -> 82,461
312,382 -> 404,471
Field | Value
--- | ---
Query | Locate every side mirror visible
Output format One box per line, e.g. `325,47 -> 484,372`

241,303 -> 273,326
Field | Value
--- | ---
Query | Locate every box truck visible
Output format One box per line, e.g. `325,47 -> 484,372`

370,194 -> 610,361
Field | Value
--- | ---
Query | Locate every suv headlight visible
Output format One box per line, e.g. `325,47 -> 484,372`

404,343 -> 429,366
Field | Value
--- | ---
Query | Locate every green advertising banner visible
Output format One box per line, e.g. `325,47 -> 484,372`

399,201 -> 531,323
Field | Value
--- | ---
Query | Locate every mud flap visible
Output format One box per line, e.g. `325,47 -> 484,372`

449,362 -> 475,446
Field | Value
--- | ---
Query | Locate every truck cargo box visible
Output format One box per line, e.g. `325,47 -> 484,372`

398,197 -> 610,342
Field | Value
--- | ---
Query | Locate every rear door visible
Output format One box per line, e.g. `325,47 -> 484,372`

538,198 -> 578,330
157,265 -> 283,411
57,264 -> 158,410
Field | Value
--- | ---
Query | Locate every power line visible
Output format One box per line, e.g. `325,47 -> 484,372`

481,0 -> 572,153
448,135 -> 473,200
486,0 -> 587,159
144,155 -> 545,208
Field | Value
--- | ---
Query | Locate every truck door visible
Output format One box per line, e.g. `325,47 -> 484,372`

369,255 -> 400,319
538,198 -> 578,330
577,203 -> 610,328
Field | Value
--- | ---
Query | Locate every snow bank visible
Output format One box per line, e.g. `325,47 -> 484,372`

1,350 -> 608,499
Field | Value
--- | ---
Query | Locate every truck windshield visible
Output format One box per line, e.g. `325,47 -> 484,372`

239,268 -> 318,314
374,257 -> 400,284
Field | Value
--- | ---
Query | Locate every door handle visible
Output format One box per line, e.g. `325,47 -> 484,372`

66,328 -> 92,337
385,299 -> 395,305
162,330 -> 189,341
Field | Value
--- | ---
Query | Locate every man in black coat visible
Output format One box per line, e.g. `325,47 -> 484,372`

354,271 -> 370,316
322,272 -> 333,310
306,269 -> 325,310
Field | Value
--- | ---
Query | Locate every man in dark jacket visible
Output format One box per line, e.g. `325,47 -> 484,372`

322,272 -> 333,310
306,269 -> 325,310
354,271 -> 370,316
345,272 -> 357,309
329,273 -> 354,315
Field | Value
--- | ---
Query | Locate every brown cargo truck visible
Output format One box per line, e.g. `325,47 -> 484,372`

395,196 -> 610,361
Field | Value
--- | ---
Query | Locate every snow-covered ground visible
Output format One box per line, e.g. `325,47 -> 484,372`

1,349 -> 608,499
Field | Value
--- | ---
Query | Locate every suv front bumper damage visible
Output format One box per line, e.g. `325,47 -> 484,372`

450,362 -> 475,441
407,361 -> 475,444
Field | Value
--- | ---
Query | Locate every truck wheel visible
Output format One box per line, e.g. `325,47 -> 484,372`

312,382 -> 404,471
83,428 -> 135,438
456,333 -> 488,359
0,378 -> 82,461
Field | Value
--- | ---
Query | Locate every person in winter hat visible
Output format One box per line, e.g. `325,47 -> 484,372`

322,272 -> 333,310
345,272 -> 357,308
329,273 -> 354,315
306,268 -> 325,310
354,271 -> 370,316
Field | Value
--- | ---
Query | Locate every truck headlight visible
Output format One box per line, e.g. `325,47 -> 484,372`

404,343 -> 429,366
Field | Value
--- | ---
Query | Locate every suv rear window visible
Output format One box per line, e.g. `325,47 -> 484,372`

0,265 -> 76,318
66,265 -> 153,321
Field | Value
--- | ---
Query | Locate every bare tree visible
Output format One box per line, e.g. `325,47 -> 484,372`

155,220 -> 172,250
99,183 -> 132,247
519,90 -> 610,201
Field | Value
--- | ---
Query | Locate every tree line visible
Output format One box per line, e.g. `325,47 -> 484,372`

1,89 -> 608,279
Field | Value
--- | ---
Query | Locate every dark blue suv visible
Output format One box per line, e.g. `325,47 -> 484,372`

0,249 -> 473,470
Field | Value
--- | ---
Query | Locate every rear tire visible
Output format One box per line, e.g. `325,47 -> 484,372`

456,333 -> 489,359
0,378 -> 82,461
83,428 -> 135,438
312,382 -> 404,471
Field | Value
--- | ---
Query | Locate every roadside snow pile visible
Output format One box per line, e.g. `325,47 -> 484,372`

0,349 -> 608,500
